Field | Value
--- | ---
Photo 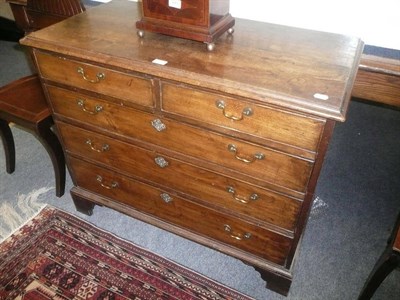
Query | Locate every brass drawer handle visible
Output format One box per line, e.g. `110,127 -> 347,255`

216,100 -> 253,121
96,175 -> 118,189
86,139 -> 110,152
77,66 -> 105,83
224,224 -> 252,241
226,186 -> 259,204
228,144 -> 265,163
160,193 -> 173,203
77,99 -> 103,115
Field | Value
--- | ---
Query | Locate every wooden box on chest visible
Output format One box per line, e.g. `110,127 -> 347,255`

21,0 -> 363,296
136,0 -> 235,49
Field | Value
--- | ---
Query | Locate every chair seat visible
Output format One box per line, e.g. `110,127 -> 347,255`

0,74 -> 65,197
0,75 -> 50,124
1,0 -> 86,198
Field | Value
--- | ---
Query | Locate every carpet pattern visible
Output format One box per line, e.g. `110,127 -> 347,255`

0,187 -> 51,242
0,206 -> 253,300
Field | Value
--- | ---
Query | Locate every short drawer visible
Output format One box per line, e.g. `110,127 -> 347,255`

49,85 -> 313,192
68,156 -> 293,266
35,51 -> 154,107
161,82 -> 325,153
58,122 -> 302,231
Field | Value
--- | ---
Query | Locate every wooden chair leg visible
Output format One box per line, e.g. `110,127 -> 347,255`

358,248 -> 400,300
0,119 -> 15,174
359,212 -> 400,300
36,118 -> 65,197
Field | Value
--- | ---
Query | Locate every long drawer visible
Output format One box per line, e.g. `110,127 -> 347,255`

57,122 -> 302,231
35,51 -> 154,108
161,82 -> 326,153
48,85 -> 313,192
68,156 -> 293,266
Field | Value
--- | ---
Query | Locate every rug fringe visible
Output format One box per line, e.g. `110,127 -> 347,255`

0,187 -> 52,242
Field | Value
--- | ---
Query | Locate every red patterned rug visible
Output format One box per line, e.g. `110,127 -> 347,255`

0,206 -> 253,300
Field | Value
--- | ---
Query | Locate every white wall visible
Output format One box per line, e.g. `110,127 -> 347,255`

129,0 -> 400,50
229,0 -> 400,50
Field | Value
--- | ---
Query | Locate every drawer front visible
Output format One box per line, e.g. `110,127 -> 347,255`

58,122 -> 302,231
35,51 -> 154,107
68,156 -> 293,265
161,82 -> 325,152
48,85 -> 313,192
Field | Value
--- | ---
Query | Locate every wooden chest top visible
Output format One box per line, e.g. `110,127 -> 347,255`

21,0 -> 363,121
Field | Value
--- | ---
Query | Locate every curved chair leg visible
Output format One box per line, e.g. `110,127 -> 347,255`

0,119 -> 16,174
358,248 -> 400,300
359,211 -> 400,300
36,117 -> 65,197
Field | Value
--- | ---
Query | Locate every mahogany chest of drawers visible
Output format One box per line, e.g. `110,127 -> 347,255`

21,0 -> 363,295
